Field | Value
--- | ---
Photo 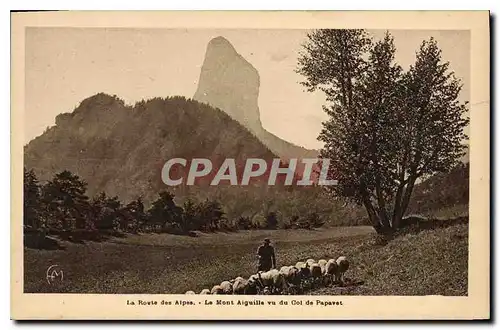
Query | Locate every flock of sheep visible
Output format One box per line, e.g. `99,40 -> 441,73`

184,256 -> 350,295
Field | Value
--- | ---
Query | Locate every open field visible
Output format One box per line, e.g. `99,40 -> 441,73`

24,220 -> 468,296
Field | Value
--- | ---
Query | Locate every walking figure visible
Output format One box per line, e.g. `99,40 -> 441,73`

256,238 -> 276,272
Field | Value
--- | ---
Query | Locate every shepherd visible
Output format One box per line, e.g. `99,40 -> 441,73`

256,238 -> 276,272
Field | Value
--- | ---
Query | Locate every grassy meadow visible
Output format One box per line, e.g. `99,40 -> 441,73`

24,216 -> 468,296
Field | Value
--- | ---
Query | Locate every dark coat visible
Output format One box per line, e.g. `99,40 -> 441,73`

257,244 -> 276,271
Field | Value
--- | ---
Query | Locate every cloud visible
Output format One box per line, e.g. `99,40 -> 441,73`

270,52 -> 289,62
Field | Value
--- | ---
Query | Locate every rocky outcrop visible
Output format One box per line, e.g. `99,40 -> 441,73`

194,37 -> 263,134
194,36 -> 319,159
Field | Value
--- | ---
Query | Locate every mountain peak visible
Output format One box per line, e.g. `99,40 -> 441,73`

193,36 -> 319,160
208,36 -> 234,48
204,36 -> 244,64
194,36 -> 262,133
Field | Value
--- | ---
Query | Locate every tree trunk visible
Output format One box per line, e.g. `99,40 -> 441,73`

392,176 -> 417,229
374,180 -> 391,229
391,183 -> 405,229
361,193 -> 392,235
362,200 -> 377,225
360,178 -> 395,235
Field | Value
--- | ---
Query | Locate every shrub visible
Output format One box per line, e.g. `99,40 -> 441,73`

237,216 -> 252,230
265,211 -> 278,229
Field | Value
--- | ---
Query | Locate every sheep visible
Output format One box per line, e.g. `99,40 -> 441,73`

295,262 -> 311,276
279,266 -> 292,281
306,259 -> 316,265
257,270 -> 275,288
262,286 -> 272,295
230,274 -> 261,295
229,276 -> 243,285
324,259 -> 339,285
295,261 -> 306,269
220,280 -> 233,294
232,277 -> 249,295
246,274 -> 259,292
185,290 -> 196,295
279,266 -> 291,286
199,289 -> 211,295
279,265 -> 290,273
257,269 -> 287,294
318,259 -> 328,282
279,265 -> 302,294
229,276 -> 244,287
280,266 -> 300,284
295,261 -> 312,288
336,256 -> 350,284
249,273 -> 260,281
309,262 -> 323,288
210,285 -> 223,295
318,259 -> 327,272
245,276 -> 260,295
248,273 -> 262,286
309,263 -> 322,279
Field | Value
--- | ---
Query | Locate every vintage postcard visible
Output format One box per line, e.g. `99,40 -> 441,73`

11,11 -> 490,320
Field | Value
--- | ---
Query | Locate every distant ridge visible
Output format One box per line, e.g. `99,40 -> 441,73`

24,93 -> 281,204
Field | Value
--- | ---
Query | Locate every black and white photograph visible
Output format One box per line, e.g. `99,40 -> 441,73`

10,10 -> 490,320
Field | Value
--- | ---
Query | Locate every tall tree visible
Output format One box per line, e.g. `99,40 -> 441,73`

297,30 -> 469,234
197,199 -> 225,231
181,198 -> 199,232
41,170 -> 90,230
91,192 -> 123,231
123,197 -> 146,232
23,168 -> 41,229
345,32 -> 404,231
296,29 -> 371,111
389,37 -> 469,228
148,191 -> 183,231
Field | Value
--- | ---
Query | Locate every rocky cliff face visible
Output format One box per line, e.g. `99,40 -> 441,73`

194,36 -> 319,159
194,37 -> 263,134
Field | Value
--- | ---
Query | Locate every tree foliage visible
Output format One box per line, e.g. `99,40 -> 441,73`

23,169 -> 231,236
40,170 -> 90,230
91,192 -> 123,231
147,191 -> 183,230
22,164 -> 367,245
196,199 -> 226,231
123,197 -> 146,233
297,30 -> 469,234
265,211 -> 278,229
408,162 -> 469,214
23,168 -> 41,229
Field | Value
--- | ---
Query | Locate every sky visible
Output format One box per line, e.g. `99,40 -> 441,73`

25,28 -> 470,149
